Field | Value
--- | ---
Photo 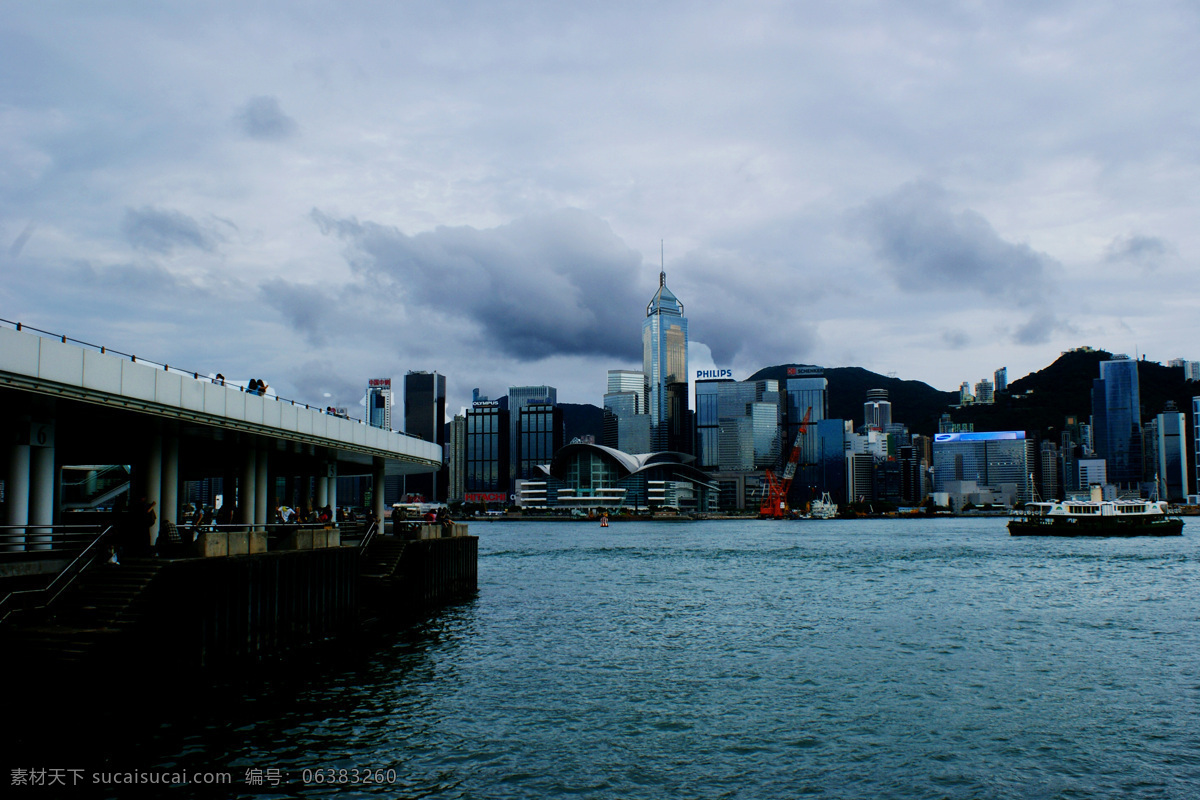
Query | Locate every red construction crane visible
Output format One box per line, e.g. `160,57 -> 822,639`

759,406 -> 812,519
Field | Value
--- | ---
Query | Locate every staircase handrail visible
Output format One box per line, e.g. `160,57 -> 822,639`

59,464 -> 131,489
358,520 -> 379,552
0,524 -> 114,624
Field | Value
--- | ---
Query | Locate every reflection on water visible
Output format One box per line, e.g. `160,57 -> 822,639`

13,518 -> 1200,798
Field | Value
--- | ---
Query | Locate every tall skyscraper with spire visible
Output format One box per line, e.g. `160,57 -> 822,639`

643,263 -> 689,452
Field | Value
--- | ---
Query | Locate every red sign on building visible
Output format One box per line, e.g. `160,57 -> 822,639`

464,492 -> 506,504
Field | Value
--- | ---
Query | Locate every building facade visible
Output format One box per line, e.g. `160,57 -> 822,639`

464,400 -> 510,505
517,403 -> 564,485
1155,402 -> 1189,502
863,388 -> 892,431
932,431 -> 1034,505
524,443 -> 717,512
1195,397 -> 1200,502
508,385 -> 557,492
447,413 -> 466,502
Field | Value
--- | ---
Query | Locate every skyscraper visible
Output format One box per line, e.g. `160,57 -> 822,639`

695,378 -> 780,471
448,413 -> 467,502
1155,402 -> 1188,502
1091,356 -> 1142,489
516,402 -> 564,484
1194,397 -> 1200,501
508,385 -> 557,492
365,378 -> 392,430
465,400 -> 510,503
974,379 -> 995,405
863,388 -> 891,430
606,370 -> 647,413
782,370 -> 832,508
643,269 -> 688,451
994,367 -> 1008,394
404,371 -> 446,501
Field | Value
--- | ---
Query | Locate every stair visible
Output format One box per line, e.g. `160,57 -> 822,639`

1,560 -> 164,674
359,539 -> 407,581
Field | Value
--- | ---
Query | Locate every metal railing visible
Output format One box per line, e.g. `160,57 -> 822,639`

358,520 -> 380,551
0,524 -> 114,625
0,317 -> 429,438
0,525 -> 110,554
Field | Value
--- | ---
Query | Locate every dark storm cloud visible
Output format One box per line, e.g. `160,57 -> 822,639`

259,279 -> 330,347
1104,234 -> 1169,269
942,330 -> 970,349
851,181 -> 1057,302
1014,308 -> 1071,346
122,206 -> 219,254
9,223 -> 36,258
309,208 -> 645,361
235,96 -> 298,141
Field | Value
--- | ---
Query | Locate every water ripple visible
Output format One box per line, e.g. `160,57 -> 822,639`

68,518 -> 1200,799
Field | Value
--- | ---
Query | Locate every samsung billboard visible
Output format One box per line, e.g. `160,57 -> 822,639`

934,431 -> 1025,443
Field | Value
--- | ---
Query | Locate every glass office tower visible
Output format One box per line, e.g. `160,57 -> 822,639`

643,270 -> 688,452
508,385 -> 557,492
1091,356 -> 1142,488
404,371 -> 446,501
517,403 -> 564,484
465,401 -> 510,496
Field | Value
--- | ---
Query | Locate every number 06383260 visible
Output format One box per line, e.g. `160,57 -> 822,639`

300,768 -> 399,785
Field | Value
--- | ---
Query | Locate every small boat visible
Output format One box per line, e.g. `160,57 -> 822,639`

600,514 -> 609,527
809,493 -> 838,520
1008,498 -> 1183,537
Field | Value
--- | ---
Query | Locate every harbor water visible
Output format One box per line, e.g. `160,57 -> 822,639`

29,518 -> 1200,798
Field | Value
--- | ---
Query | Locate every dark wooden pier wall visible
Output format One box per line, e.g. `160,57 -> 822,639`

398,536 -> 479,608
146,548 -> 361,670
136,536 -> 478,670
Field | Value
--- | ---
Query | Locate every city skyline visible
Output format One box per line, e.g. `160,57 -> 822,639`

3,3 -> 1200,417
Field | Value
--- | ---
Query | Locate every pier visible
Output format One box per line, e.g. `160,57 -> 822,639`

0,322 -> 477,680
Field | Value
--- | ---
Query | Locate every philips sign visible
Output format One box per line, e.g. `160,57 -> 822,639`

696,369 -> 733,380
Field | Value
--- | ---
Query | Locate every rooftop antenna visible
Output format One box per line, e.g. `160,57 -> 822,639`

660,239 -> 665,287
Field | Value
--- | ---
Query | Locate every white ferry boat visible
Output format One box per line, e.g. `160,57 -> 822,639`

1009,493 -> 1183,537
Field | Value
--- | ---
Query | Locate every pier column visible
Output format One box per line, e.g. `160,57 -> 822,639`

255,447 -> 268,527
4,440 -> 30,550
328,463 -> 338,520
240,448 -> 257,527
373,458 -> 386,524
296,476 -> 306,511
316,467 -> 328,509
145,433 -> 162,546
29,427 -> 55,550
161,434 -> 179,527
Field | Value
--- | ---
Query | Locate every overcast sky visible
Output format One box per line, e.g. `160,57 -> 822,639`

4,2 -> 1199,419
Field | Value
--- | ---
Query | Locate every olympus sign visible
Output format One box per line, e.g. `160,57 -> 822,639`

696,369 -> 733,379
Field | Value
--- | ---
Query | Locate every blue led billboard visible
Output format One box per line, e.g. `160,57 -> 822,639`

934,431 -> 1025,443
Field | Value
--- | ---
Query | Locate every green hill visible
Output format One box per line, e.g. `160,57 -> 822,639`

751,352 -> 1197,442
944,349 -> 1196,442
